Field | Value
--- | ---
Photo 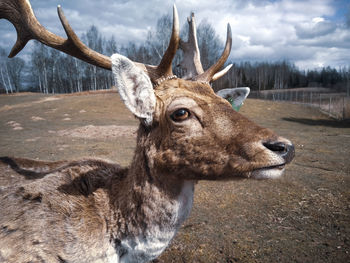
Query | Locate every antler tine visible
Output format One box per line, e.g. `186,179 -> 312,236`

195,23 -> 233,83
155,4 -> 180,80
56,5 -> 112,69
179,12 -> 204,80
212,64 -> 233,81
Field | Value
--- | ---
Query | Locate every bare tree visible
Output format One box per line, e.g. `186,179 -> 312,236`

0,47 -> 25,92
196,20 -> 223,71
145,14 -> 172,65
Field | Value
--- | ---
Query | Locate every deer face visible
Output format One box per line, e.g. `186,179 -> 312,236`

147,79 -> 294,180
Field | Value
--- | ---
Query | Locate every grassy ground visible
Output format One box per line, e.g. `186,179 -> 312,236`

0,91 -> 349,262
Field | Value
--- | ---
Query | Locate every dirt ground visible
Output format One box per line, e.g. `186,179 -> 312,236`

0,91 -> 349,263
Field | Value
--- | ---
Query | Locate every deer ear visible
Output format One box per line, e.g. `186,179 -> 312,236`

216,87 -> 250,111
111,54 -> 156,125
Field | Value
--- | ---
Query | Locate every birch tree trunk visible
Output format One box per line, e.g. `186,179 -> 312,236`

0,67 -> 9,94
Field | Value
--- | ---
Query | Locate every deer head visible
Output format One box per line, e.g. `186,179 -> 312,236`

1,0 -> 294,180
109,11 -> 294,180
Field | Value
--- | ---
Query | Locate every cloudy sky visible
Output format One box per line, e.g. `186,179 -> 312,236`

1,0 -> 349,70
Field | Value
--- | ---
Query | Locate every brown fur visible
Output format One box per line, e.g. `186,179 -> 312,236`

0,79 -> 293,262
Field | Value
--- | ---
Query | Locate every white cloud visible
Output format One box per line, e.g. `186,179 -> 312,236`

0,0 -> 349,70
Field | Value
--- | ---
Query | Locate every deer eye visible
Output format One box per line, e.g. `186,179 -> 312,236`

171,108 -> 191,122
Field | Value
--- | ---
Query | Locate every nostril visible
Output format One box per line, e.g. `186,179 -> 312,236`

263,141 -> 287,152
263,141 -> 295,164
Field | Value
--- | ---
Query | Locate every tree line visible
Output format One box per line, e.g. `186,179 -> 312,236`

212,61 -> 350,93
0,14 -> 349,94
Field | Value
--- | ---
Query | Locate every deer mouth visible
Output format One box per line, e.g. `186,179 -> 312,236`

264,163 -> 286,170
250,163 -> 286,179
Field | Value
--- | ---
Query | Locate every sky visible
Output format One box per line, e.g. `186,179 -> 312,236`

0,0 -> 349,70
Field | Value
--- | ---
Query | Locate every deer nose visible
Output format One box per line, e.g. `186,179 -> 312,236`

263,141 -> 295,164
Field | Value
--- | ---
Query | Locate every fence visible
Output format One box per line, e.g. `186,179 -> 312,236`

250,89 -> 350,120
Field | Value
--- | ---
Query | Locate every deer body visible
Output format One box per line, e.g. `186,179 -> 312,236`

0,1 -> 295,262
0,115 -> 196,263
0,156 -> 194,263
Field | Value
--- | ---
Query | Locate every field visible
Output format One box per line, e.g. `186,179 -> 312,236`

0,91 -> 349,262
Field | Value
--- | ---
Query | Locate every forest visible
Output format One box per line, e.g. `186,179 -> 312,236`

1,14 -> 349,94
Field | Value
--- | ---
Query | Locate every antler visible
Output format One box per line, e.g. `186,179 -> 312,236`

0,0 -> 111,69
179,13 -> 233,83
0,0 -> 179,84
179,13 -> 204,80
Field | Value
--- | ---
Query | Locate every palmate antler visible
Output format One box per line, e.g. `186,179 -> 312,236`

179,13 -> 204,80
0,0 -> 179,85
179,13 -> 233,83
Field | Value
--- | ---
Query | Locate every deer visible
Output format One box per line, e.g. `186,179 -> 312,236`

0,1 -> 295,262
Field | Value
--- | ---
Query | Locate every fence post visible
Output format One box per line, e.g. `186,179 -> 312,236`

329,97 -> 331,115
343,97 -> 345,120
319,94 -> 321,108
310,92 -> 312,105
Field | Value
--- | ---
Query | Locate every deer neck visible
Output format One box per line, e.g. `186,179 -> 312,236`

108,125 -> 195,261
